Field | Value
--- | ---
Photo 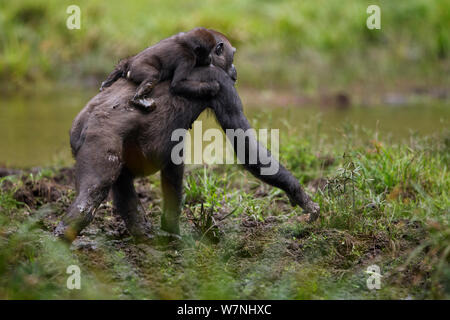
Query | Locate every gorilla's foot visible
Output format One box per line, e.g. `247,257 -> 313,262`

131,232 -> 154,244
154,229 -> 182,246
160,215 -> 180,236
54,222 -> 78,243
130,97 -> 156,111
128,224 -> 154,244
99,80 -> 113,92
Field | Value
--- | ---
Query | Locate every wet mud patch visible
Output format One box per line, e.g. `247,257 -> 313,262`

13,177 -> 69,209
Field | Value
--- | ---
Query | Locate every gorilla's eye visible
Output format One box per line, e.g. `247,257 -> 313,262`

215,42 -> 224,55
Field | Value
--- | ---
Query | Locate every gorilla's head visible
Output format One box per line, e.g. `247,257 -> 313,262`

208,29 -> 237,82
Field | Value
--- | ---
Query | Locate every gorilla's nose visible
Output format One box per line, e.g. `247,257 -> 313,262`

229,64 -> 237,82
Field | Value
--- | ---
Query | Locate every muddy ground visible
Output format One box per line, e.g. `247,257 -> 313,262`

0,165 -> 443,299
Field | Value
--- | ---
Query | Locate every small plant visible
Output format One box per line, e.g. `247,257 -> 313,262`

185,166 -> 222,209
187,202 -> 219,243
186,202 -> 237,243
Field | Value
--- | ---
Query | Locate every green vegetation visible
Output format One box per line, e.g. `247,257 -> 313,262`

0,0 -> 448,300
1,0 -> 449,92
0,123 -> 448,299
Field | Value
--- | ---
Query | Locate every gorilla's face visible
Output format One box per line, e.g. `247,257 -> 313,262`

209,30 -> 237,82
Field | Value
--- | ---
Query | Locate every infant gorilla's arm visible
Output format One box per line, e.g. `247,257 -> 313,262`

170,67 -> 221,99
169,59 -> 220,99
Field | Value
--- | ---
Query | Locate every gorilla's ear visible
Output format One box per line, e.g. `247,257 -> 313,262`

215,42 -> 224,55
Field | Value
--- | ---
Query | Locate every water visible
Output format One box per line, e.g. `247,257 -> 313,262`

0,89 -> 448,168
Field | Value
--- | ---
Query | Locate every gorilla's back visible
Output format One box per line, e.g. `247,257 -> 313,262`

69,78 -> 205,176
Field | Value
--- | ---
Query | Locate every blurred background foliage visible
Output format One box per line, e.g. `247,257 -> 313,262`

0,0 -> 448,92
0,0 -> 449,300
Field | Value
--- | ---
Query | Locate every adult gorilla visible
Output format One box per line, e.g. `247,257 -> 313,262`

55,36 -> 320,242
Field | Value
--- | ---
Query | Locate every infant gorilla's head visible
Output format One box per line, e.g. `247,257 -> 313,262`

208,29 -> 237,82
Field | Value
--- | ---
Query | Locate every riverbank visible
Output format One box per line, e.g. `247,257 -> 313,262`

0,127 -> 448,299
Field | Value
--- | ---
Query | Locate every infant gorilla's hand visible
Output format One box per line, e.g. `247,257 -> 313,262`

204,81 -> 220,97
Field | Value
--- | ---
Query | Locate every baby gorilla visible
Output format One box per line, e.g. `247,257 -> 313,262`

100,27 -> 217,110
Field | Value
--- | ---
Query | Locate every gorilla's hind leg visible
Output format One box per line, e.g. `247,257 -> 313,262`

160,163 -> 184,235
55,142 -> 123,242
112,169 -> 152,242
100,59 -> 128,91
54,179 -> 111,242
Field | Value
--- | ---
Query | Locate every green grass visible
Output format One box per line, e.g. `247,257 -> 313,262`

0,0 -> 449,91
0,122 -> 448,299
1,0 -> 448,299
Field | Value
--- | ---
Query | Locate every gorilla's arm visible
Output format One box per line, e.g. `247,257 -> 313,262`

170,79 -> 220,99
211,79 -> 319,219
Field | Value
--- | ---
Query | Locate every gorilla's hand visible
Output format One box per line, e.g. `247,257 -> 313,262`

209,81 -> 221,96
288,192 -> 320,223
